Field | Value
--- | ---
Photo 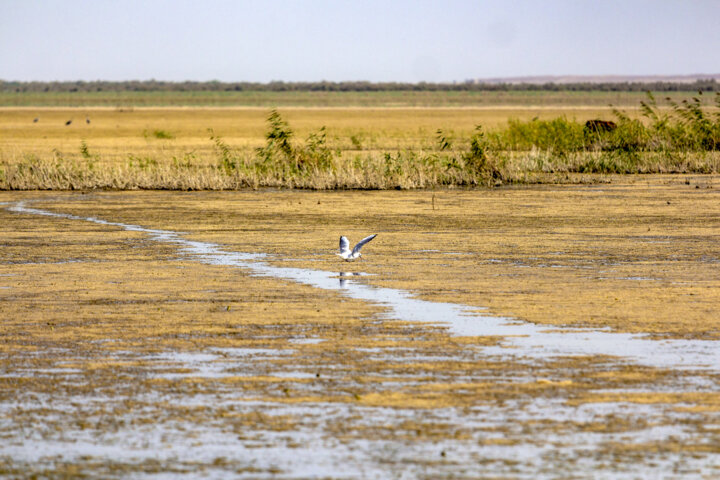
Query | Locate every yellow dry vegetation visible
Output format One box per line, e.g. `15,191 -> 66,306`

569,391 -> 720,415
4,106 -> 719,190
1,106 -> 651,190
0,105 -> 632,161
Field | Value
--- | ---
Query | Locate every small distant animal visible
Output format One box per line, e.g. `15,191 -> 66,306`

33,117 -> 39,123
584,119 -> 617,133
65,120 -> 72,126
337,234 -> 377,262
86,117 -> 91,124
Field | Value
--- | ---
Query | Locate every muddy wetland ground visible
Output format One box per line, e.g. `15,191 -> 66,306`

1,175 -> 720,478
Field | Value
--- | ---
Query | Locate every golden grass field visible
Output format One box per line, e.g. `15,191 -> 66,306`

1,105 -> 627,159
6,104 -> 718,190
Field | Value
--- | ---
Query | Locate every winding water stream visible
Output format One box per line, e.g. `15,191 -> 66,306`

7,201 -> 719,371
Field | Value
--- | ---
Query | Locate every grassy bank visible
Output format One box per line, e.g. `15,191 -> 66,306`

1,93 -> 718,190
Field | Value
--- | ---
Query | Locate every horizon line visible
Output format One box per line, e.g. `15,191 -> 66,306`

3,74 -> 720,85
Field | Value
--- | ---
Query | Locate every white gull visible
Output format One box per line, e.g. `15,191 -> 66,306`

337,234 -> 377,262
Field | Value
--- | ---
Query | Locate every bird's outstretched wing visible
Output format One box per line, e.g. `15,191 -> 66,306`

339,236 -> 351,255
352,234 -> 377,255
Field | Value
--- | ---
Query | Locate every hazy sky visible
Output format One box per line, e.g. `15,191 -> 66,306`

1,0 -> 719,82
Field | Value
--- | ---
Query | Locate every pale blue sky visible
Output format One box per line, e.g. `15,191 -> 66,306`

1,0 -> 718,82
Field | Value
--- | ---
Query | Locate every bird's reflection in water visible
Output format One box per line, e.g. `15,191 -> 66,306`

338,272 -> 362,288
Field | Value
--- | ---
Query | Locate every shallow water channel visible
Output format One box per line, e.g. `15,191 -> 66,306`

8,201 -> 720,371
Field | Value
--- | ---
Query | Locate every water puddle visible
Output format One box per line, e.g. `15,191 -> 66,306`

7,202 -> 720,371
4,392 -> 716,479
289,338 -> 326,345
141,349 -> 297,379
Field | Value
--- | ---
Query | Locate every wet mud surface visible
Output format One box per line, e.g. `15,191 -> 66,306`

1,177 -> 720,478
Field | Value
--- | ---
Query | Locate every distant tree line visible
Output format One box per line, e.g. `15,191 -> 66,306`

1,79 -> 718,93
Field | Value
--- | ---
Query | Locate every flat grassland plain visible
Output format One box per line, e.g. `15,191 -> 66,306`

3,89 -> 718,189
2,92 -> 720,478
0,89 -> 702,107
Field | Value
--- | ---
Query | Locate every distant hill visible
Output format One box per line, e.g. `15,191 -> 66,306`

474,74 -> 720,85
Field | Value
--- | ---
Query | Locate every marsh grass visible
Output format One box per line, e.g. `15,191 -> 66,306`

1,94 -> 718,190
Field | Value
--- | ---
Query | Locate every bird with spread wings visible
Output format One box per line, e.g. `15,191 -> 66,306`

336,234 -> 377,261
